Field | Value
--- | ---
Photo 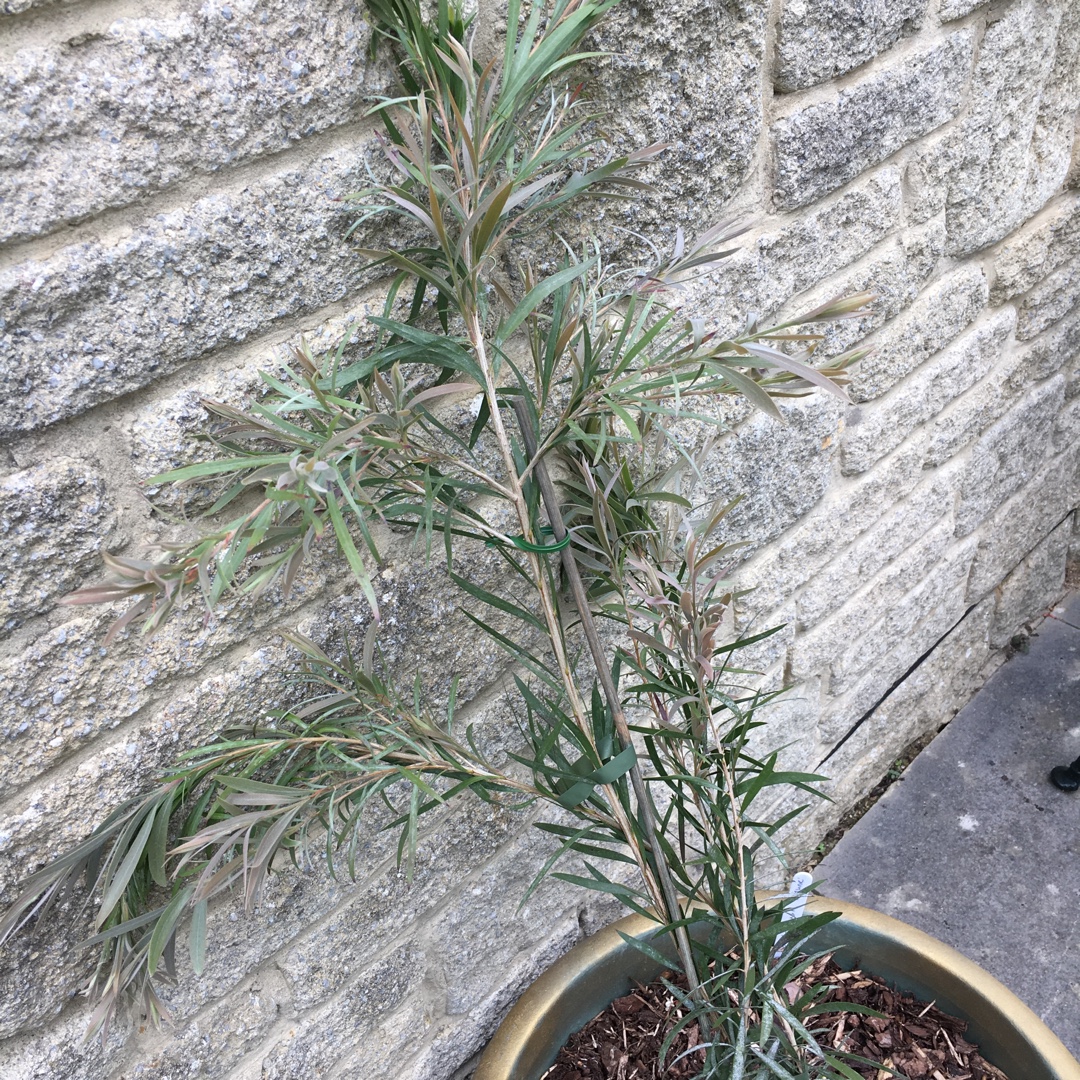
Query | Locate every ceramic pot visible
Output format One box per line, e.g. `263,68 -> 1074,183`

474,897 -> 1080,1080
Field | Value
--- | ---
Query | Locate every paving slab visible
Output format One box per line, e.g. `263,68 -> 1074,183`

817,591 -> 1080,1056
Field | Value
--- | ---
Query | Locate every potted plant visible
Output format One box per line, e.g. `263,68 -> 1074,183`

2,1 -> 1076,1077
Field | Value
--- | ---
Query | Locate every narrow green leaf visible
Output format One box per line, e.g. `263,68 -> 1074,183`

147,785 -> 178,888
449,571 -> 546,633
148,454 -> 295,486
497,259 -> 596,343
325,494 -> 380,618
96,809 -> 158,929
147,885 -> 195,977
189,899 -> 208,975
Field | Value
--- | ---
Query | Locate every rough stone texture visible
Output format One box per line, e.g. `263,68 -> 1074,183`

918,308 -> 1078,471
967,446 -> 1080,602
939,0 -> 1080,256
773,0 -> 927,93
1,0 -> 68,12
0,141 -> 389,438
840,309 -> 1013,474
0,528 -> 534,807
791,530 -> 976,694
120,301 -> 386,513
0,643 -> 290,916
780,215 -> 946,361
990,515 -> 1072,649
688,165 -> 904,337
938,0 -> 990,19
0,459 -> 119,633
589,0 -> 766,226
956,376 -> 1066,539
701,394 -> 844,552
0,602 -> 300,805
0,0 -> 382,243
990,193 -> 1080,303
1014,308 -> 1080,391
784,592 -> 998,861
847,263 -> 988,404
734,441 -> 925,623
1016,251 -> 1080,340
795,470 -> 953,629
772,31 -> 972,209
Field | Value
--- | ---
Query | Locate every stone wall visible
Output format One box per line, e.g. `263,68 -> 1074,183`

1,0 -> 1078,1076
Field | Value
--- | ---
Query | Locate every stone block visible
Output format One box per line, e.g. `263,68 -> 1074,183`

1011,308 -> 1080,391
790,525 -> 974,694
922,311 -> 1078,470
779,216 -> 946,361
1070,512 -> 1080,577
903,127 -> 952,226
543,0 -> 767,253
966,447 -> 1079,601
990,193 -> 1080,304
773,0 -> 927,93
772,31 -> 972,210
728,610 -> 795,676
796,468 -> 955,629
734,440 -> 924,622
701,393 -> 845,553
0,1008 -> 125,1080
274,805 -> 527,1015
939,0 -> 990,17
1067,342 -> 1080,401
0,458 -> 119,634
3,0 -> 63,11
955,376 -> 1066,538
588,0 -> 765,229
120,304 -> 387,514
841,309 -> 1013,474
922,364 -> 1019,471
116,968 -> 293,1080
0,139 -> 392,438
0,641 -> 295,1036
259,943 -> 428,1080
1053,396 -> 1080,453
0,730 -> 531,1045
814,649 -> 913,750
0,536 -> 339,800
941,0 -> 1078,256
1031,0 -> 1080,208
826,538 -> 974,694
848,264 -> 988,403
858,594 -> 995,755
744,667 -> 821,779
990,516 -> 1070,648
0,517 -> 535,804
1070,119 -> 1080,191
689,166 -> 903,338
1016,252 -> 1080,341
419,830 -> 621,1021
0,0 -> 382,243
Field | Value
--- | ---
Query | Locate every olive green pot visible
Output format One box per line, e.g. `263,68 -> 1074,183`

474,897 -> 1080,1080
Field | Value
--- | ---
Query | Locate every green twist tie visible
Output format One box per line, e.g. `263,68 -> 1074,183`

556,745 -> 639,808
486,526 -> 571,554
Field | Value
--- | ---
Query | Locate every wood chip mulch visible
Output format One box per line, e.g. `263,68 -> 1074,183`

541,954 -> 1011,1080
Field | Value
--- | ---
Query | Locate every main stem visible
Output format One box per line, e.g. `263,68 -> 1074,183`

509,398 -> 707,1019
464,312 -> 665,909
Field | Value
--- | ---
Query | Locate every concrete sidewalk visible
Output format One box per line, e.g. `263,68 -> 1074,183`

817,592 -> 1080,1057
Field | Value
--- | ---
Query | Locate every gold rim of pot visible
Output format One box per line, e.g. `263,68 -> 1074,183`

475,897 -> 1080,1080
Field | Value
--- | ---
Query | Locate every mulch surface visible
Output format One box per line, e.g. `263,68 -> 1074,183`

541,954 -> 1010,1080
